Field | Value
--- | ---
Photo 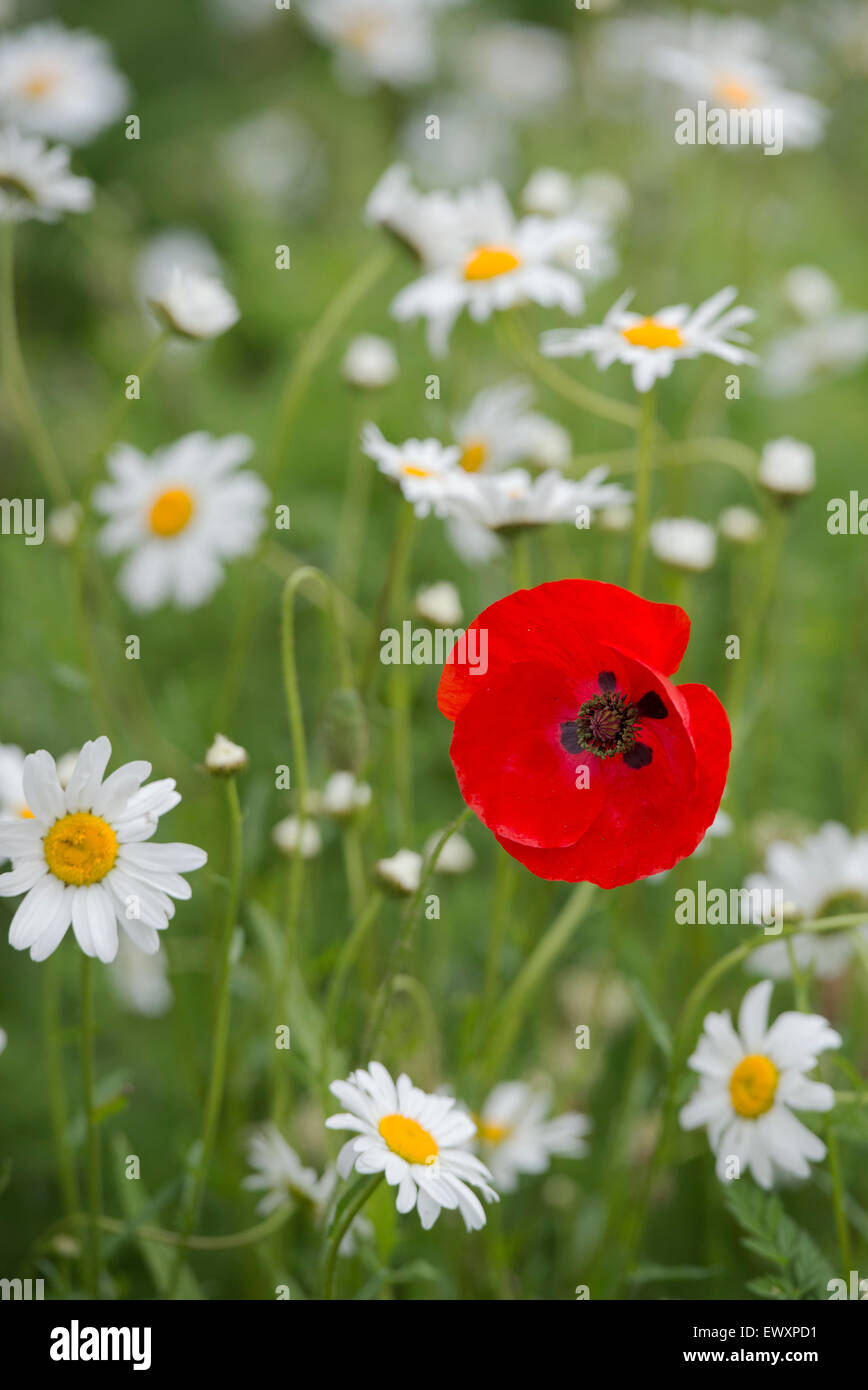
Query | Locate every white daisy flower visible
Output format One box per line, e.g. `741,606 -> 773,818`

135,229 -> 223,335
414,581 -> 462,627
473,1081 -> 590,1192
541,286 -> 757,393
757,436 -> 815,498
93,432 -> 268,612
424,828 -> 474,875
302,0 -> 450,90
321,771 -> 372,820
439,466 -> 632,564
390,179 -> 589,356
272,816 -> 323,859
0,126 -> 92,222
360,422 -> 460,517
679,980 -> 841,1188
761,311 -> 868,396
649,517 -> 717,573
0,736 -> 206,964
148,265 -> 239,341
374,848 -> 423,896
109,933 -> 173,1017
326,1061 -> 499,1230
745,823 -> 868,982
783,265 -> 839,320
648,13 -> 827,152
243,1124 -> 323,1216
719,505 -> 763,545
0,23 -> 130,146
341,334 -> 398,390
452,380 -> 571,474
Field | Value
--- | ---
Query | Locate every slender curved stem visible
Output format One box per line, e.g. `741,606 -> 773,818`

322,1174 -> 383,1300
37,1203 -> 291,1254
321,891 -> 384,1101
628,388 -> 655,593
501,311 -> 642,430
80,956 -> 101,1299
43,961 -> 79,1220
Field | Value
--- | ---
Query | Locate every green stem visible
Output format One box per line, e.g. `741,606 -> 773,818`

628,388 -> 655,593
511,534 -> 532,589
335,398 -> 372,602
170,777 -> 244,1295
87,328 -> 170,492
321,891 -> 384,1101
827,1123 -> 852,1275
39,1203 -> 291,1253
726,504 -> 787,743
43,959 -> 79,1220
80,956 -> 101,1299
501,312 -> 641,430
322,1174 -> 384,1300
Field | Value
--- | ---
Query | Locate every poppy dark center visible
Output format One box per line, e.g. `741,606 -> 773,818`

559,672 -> 668,770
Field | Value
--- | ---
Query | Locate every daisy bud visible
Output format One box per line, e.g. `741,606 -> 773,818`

321,688 -> 369,774
374,848 -> 423,896
272,816 -> 322,860
598,502 -> 634,534
758,437 -> 815,500
424,829 -> 475,875
149,266 -> 240,341
341,334 -> 398,390
718,505 -> 764,545
321,771 -> 372,821
415,581 -> 462,627
521,166 -> 574,217
204,733 -> 248,776
50,1234 -> 81,1259
783,265 -> 838,320
649,517 -> 717,573
47,501 -> 83,548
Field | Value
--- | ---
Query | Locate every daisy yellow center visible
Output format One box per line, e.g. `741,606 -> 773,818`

149,487 -> 195,537
23,71 -> 58,99
378,1113 -> 439,1165
476,1118 -> 511,1145
459,440 -> 488,473
621,318 -> 685,350
18,806 -> 34,819
715,75 -> 755,108
463,246 -> 522,282
44,812 -> 118,887
729,1054 -> 779,1118
401,463 -> 432,479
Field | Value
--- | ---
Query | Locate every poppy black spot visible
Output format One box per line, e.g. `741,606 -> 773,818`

623,743 -> 653,769
636,691 -> 667,719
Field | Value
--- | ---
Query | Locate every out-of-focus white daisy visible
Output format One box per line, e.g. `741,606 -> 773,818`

243,1124 -> 323,1216
148,265 -> 239,341
326,1061 -> 498,1230
719,505 -> 763,545
649,517 -> 717,573
762,311 -> 868,396
0,126 -> 92,222
401,93 -> 514,188
341,334 -> 398,390
440,466 -> 632,564
135,229 -> 223,325
361,422 -> 460,517
542,286 -> 757,393
452,380 -> 571,473
389,179 -> 590,356
0,736 -> 206,964
424,828 -> 474,875
521,166 -> 630,232
745,823 -> 868,981
598,502 -> 634,534
321,771 -> 372,820
302,0 -> 452,90
414,581 -> 462,627
783,265 -> 839,320
109,932 -> 173,1017
472,1081 -> 590,1192
374,848 -> 423,895
204,734 -> 248,777
0,744 -> 29,821
273,815 -> 323,859
458,22 -> 571,118
648,13 -> 827,152
217,110 -> 325,210
757,437 -> 815,498
679,979 -> 840,1188
0,23 -> 129,145
94,432 -> 268,612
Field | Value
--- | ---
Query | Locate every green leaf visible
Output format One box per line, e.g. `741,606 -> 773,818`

624,976 -> 672,1057
724,1180 -> 834,1300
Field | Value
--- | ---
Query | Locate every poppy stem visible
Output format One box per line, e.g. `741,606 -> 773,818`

628,388 -> 656,592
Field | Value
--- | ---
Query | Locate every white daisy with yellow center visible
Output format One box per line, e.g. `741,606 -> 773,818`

0,126 -> 92,223
94,432 -> 268,612
326,1061 -> 499,1230
542,286 -> 757,393
453,380 -> 571,475
679,980 -> 841,1189
360,421 -> 461,516
473,1081 -> 590,1193
0,22 -> 130,146
0,737 -> 206,964
389,178 -> 590,357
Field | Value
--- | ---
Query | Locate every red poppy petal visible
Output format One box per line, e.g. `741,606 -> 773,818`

438,580 -> 690,721
449,660 -> 606,848
495,682 -> 731,886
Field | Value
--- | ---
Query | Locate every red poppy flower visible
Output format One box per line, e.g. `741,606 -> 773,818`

437,579 -> 730,888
